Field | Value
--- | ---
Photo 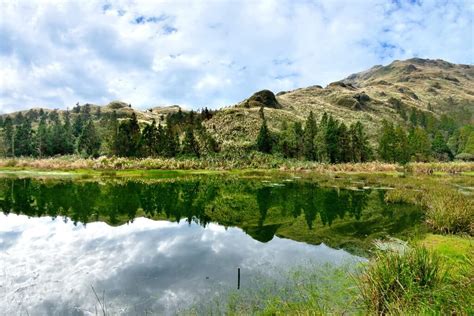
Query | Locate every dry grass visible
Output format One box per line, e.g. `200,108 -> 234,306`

2,156 -> 473,174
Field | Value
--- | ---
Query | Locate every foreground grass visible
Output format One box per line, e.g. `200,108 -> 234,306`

184,239 -> 472,315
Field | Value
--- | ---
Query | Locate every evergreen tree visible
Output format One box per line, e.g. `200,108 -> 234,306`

349,121 -> 371,162
256,119 -> 272,153
315,114 -> 329,162
394,126 -> 410,164
63,111 -> 75,154
14,116 -> 34,156
36,115 -> 50,157
378,120 -> 397,162
116,113 -> 141,157
337,122 -> 351,163
182,127 -> 200,157
14,112 -> 24,125
78,120 -> 101,157
303,111 -> 318,160
49,114 -> 66,155
140,120 -> 157,157
155,123 -> 165,156
293,121 -> 304,158
163,124 -> 179,157
104,111 -> 119,156
3,117 -> 14,157
73,113 -> 84,137
408,127 -> 431,162
432,131 -> 453,161
279,121 -> 294,158
325,115 -> 339,163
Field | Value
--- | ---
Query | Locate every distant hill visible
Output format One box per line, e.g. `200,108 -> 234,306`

205,58 -> 473,150
2,58 -> 473,151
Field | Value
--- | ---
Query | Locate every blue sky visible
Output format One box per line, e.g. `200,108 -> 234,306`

0,0 -> 472,113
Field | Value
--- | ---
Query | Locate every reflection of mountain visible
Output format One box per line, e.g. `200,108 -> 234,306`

0,177 -> 424,254
244,224 -> 280,243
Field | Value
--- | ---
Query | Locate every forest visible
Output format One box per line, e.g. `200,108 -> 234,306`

0,103 -> 471,164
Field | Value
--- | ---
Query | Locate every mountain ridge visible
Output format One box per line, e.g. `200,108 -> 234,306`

1,58 -> 473,151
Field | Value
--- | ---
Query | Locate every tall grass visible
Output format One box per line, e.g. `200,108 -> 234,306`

1,156 -> 473,173
385,187 -> 474,235
359,246 -> 451,315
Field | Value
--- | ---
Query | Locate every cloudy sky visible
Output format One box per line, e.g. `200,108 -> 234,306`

0,0 -> 473,113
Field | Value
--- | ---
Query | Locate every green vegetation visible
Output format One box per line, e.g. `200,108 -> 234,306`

188,244 -> 472,315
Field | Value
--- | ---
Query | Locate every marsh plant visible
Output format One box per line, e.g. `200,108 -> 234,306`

358,246 -> 471,315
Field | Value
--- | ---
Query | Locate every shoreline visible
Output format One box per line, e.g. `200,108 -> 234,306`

1,157 -> 473,175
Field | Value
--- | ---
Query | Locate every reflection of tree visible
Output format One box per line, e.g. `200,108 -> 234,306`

0,177 -> 422,251
256,186 -> 272,227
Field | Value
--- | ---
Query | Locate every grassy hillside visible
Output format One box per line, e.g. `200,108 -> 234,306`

206,58 -> 473,150
1,58 -> 473,151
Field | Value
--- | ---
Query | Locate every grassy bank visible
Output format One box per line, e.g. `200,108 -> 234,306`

185,237 -> 472,315
1,155 -> 473,174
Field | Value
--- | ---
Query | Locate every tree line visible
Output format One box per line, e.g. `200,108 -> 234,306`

0,104 -> 471,163
0,105 -> 219,158
256,109 -> 372,163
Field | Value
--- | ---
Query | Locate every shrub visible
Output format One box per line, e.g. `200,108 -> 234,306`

359,247 -> 446,314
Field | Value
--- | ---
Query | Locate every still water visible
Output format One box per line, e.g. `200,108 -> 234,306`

0,174 -> 422,314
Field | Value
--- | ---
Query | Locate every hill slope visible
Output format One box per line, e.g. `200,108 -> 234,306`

1,58 -> 473,151
205,58 -> 473,150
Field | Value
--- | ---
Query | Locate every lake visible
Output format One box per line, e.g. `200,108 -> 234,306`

0,173 -> 423,314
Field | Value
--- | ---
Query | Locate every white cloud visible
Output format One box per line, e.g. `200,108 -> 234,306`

0,214 -> 360,314
0,0 -> 472,113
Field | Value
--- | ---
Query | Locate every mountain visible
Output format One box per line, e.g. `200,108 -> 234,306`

2,58 -> 473,151
204,58 -> 473,150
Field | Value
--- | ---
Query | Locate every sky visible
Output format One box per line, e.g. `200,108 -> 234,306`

0,0 -> 473,113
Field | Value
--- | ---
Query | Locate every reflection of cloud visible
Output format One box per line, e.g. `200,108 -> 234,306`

0,214 -> 361,315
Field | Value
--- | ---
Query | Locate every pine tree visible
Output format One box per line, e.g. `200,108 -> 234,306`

293,121 -> 304,158
155,122 -> 165,156
394,126 -> 410,164
349,121 -> 371,162
278,121 -> 294,158
36,115 -> 50,157
337,122 -> 351,162
49,114 -> 66,155
325,115 -> 339,163
303,111 -> 317,160
78,120 -> 101,157
315,114 -> 329,162
378,120 -> 397,162
163,124 -> 179,157
256,119 -> 272,153
73,113 -> 84,137
14,116 -> 34,156
3,117 -> 14,157
140,120 -> 157,157
182,127 -> 200,157
408,127 -> 431,161
116,113 -> 141,157
63,111 -> 75,155
105,111 -> 119,156
432,131 -> 453,161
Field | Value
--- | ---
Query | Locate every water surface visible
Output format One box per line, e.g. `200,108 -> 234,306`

0,175 -> 422,314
